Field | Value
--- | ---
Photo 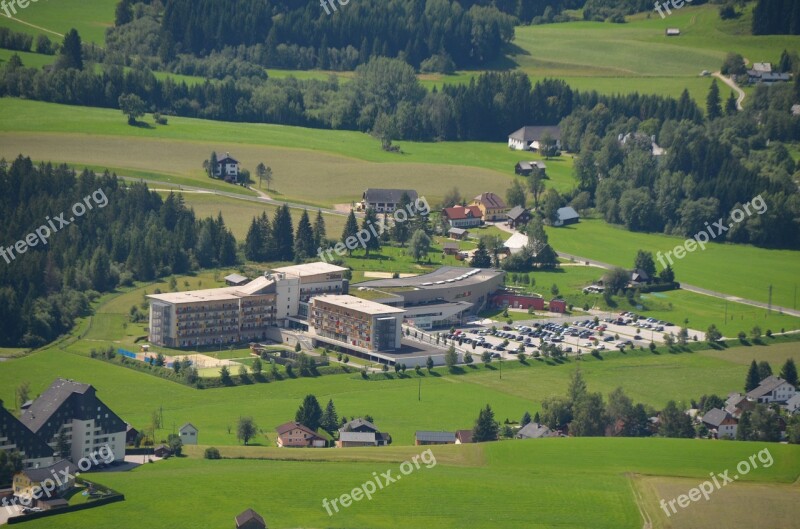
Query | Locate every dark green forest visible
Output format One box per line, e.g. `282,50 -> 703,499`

0,157 -> 237,347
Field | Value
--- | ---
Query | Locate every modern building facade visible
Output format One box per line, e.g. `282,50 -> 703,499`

0,405 -> 55,469
20,379 -> 126,464
310,295 -> 405,352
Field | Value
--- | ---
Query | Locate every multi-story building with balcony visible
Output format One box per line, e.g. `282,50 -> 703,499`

20,379 -> 126,464
310,295 -> 405,352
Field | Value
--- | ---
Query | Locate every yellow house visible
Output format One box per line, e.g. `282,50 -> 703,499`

13,460 -> 75,503
471,192 -> 508,222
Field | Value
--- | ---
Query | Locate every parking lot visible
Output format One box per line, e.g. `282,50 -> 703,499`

445,311 -> 703,360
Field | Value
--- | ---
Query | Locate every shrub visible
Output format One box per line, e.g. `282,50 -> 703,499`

204,447 -> 221,459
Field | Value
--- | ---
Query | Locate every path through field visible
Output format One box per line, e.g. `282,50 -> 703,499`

713,72 -> 745,110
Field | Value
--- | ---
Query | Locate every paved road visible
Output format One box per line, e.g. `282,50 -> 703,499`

713,72 -> 745,110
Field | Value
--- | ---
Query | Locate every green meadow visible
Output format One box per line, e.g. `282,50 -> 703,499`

0,0 -> 117,44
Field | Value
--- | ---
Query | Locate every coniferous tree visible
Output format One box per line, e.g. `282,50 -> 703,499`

294,210 -> 315,261
706,79 -> 722,120
341,210 -> 359,256
471,239 -> 492,268
320,399 -> 339,433
745,360 -> 761,392
392,192 -> 412,246
780,358 -> 798,387
295,394 -> 323,431
472,404 -> 499,442
58,29 -> 83,70
272,204 -> 294,261
313,210 -> 326,250
361,208 -> 381,256
725,91 -> 738,116
757,360 -> 773,381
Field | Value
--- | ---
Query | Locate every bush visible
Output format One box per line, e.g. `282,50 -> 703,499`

204,447 -> 221,459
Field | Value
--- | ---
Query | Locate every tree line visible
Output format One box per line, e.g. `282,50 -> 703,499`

0,156 -> 237,347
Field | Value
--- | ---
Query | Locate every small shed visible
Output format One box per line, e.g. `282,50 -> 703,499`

235,509 -> 267,529
665,28 -> 680,36
225,274 -> 249,287
179,423 -> 199,445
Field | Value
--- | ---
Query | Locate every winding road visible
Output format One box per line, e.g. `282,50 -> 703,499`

713,72 -> 745,110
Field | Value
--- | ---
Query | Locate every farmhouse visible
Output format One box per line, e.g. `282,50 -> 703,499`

506,206 -> 532,229
507,126 -> 562,151
337,418 -> 391,447
442,205 -> 483,229
179,423 -> 198,445
475,189 -> 509,221
215,152 -> 239,182
362,189 -> 418,213
0,405 -> 55,469
746,376 -> 796,404
275,422 -> 327,448
514,160 -> 546,176
554,206 -> 580,227
786,394 -> 800,414
516,422 -> 554,439
20,378 -> 127,463
725,392 -> 754,417
415,431 -> 456,445
701,408 -> 738,439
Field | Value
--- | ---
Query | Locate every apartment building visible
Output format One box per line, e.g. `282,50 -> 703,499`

0,405 -> 55,469
310,295 -> 405,352
270,262 -> 349,323
20,379 -> 126,463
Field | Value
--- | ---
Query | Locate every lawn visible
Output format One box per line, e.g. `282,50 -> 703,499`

546,218 -> 800,309
0,0 -> 117,44
14,438 -> 800,529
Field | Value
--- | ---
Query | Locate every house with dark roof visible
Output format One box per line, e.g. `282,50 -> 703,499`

20,379 -> 127,464
448,227 -> 468,240
442,205 -> 483,229
13,460 -> 75,503
275,421 -> 327,448
455,429 -> 473,444
514,160 -> 546,176
337,418 -> 391,447
0,405 -> 55,469
471,192 -> 508,221
225,273 -> 249,287
362,189 -> 418,213
126,423 -> 139,446
786,394 -> 800,415
154,444 -> 171,458
506,206 -> 532,229
553,206 -> 580,227
235,508 -> 267,529
508,126 -> 562,151
414,431 -> 456,445
215,152 -> 240,182
701,408 -> 738,439
724,392 -> 754,418
442,242 -> 460,256
746,376 -> 796,404
516,422 -> 554,439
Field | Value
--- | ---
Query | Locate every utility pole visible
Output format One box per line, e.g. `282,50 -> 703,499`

418,377 -> 421,402
768,284 -> 773,314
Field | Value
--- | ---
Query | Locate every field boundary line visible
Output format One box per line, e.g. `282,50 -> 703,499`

0,15 -> 63,38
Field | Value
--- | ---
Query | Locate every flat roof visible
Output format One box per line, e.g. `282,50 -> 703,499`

313,294 -> 406,315
357,266 -> 504,290
271,262 -> 348,277
148,276 -> 274,304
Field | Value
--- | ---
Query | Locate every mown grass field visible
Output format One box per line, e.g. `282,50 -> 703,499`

0,0 -> 116,44
546,218 -> 800,309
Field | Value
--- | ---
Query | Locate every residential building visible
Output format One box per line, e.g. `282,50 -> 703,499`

362,189 -> 418,213
554,206 -> 580,227
746,376 -> 796,404
13,460 -> 75,503
471,192 -> 508,222
415,431 -> 456,445
0,405 -> 55,469
310,295 -> 405,352
455,429 -> 473,444
506,206 -> 532,229
785,394 -> 800,414
269,262 -> 349,324
508,126 -> 562,151
236,509 -> 267,529
337,418 -> 391,447
442,242 -> 460,255
275,422 -> 327,448
179,423 -> 198,445
125,424 -> 139,446
516,422 -> 554,439
442,205 -> 483,229
514,160 -> 546,176
701,408 -> 738,439
215,152 -> 239,182
20,379 -> 126,463
725,392 -> 754,418
504,232 -> 529,255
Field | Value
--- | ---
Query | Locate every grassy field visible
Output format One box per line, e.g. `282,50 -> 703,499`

0,0 -> 117,44
8,438 -> 794,529
547,218 -> 800,309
